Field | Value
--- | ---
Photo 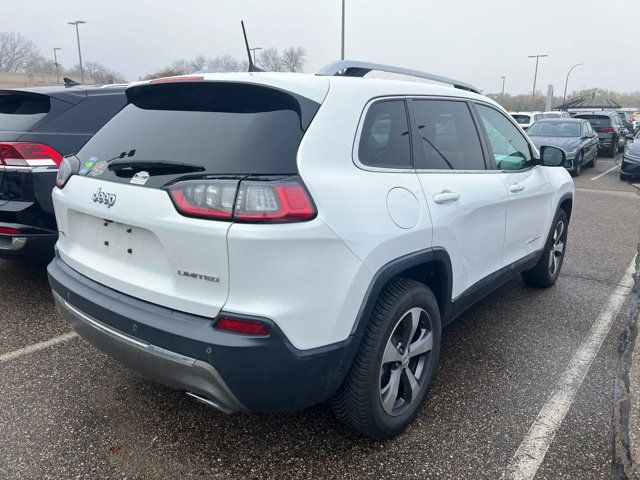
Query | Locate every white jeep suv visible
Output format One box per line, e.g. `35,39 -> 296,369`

49,61 -> 574,439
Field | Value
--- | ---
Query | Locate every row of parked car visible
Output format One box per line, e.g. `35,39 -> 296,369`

509,109 -> 640,178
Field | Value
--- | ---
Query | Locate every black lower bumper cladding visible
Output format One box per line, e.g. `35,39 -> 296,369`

47,254 -> 360,413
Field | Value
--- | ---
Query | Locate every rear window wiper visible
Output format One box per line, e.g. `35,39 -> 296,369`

108,160 -> 205,173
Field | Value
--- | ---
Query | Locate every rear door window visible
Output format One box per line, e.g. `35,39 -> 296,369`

411,99 -> 485,170
77,82 -> 320,179
0,92 -> 51,131
511,114 -> 531,125
358,99 -> 412,169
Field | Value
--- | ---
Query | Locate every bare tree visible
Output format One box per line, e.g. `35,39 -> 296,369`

66,61 -> 126,84
281,47 -> 306,72
0,32 -> 40,72
24,56 -> 58,75
257,48 -> 285,72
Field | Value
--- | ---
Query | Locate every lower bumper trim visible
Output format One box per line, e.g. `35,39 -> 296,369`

52,290 -> 245,414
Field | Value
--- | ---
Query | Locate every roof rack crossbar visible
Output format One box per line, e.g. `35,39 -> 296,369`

317,60 -> 480,94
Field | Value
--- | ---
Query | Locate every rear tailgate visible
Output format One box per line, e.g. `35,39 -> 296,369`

53,175 -> 231,318
53,77 -> 327,317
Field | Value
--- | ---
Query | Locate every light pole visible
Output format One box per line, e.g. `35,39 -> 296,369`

53,48 -> 62,86
528,54 -> 548,109
562,63 -> 583,106
249,47 -> 262,66
500,76 -> 506,105
341,0 -> 345,60
68,20 -> 86,83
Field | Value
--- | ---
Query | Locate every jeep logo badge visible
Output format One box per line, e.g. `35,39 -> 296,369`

92,187 -> 116,208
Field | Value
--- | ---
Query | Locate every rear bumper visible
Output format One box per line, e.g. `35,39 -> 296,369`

47,254 -> 360,413
0,228 -> 57,261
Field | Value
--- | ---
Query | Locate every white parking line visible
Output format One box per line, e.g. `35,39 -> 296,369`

501,256 -> 636,480
590,164 -> 619,181
0,332 -> 77,364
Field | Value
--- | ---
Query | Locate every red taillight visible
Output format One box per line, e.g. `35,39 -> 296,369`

234,181 -> 316,222
0,142 -> 63,166
598,127 -> 615,133
168,179 -> 238,220
216,316 -> 270,336
0,227 -> 21,235
167,177 -> 316,223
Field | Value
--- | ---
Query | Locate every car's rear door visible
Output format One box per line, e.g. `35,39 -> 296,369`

410,98 -> 508,300
473,102 -> 554,267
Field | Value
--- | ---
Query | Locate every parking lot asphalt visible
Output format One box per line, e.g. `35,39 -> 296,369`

1,153 -> 639,480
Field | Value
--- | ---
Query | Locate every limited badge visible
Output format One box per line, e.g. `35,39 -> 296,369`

88,160 -> 107,177
130,171 -> 150,186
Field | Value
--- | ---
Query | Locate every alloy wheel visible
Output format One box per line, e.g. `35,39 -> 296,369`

379,307 -> 433,416
548,220 -> 565,276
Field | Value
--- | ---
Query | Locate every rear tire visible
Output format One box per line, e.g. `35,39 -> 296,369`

620,172 -> 632,181
608,139 -> 617,157
331,279 -> 441,439
521,209 -> 568,288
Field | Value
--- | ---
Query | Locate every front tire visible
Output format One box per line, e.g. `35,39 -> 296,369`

521,209 -> 568,288
332,279 -> 441,439
570,153 -> 582,177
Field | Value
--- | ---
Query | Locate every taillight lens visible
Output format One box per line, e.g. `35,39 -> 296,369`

0,142 -> 63,166
235,180 -> 316,222
168,179 -> 238,220
0,227 -> 22,235
167,177 -> 316,223
216,316 -> 270,336
56,156 -> 80,189
599,127 -> 615,133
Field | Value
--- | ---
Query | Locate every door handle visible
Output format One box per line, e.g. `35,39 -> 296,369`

433,190 -> 460,204
509,183 -> 525,193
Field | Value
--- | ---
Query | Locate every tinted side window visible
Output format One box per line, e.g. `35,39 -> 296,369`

475,104 -> 532,170
358,100 -> 412,169
412,100 -> 485,170
40,93 -> 126,134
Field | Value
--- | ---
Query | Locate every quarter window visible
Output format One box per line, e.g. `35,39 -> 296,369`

358,100 -> 412,169
475,104 -> 532,170
412,100 -> 485,170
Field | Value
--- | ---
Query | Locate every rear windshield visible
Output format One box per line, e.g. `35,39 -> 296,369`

0,92 -> 51,131
511,115 -> 531,124
575,115 -> 610,127
77,82 -> 319,175
527,122 -> 580,137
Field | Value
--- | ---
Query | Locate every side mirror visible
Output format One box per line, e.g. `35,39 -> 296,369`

539,146 -> 566,167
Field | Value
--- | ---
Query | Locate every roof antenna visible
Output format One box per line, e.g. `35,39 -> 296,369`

241,20 -> 264,72
63,77 -> 80,87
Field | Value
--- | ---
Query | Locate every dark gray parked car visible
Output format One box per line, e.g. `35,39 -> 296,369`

621,131 -> 640,181
527,118 -> 598,177
0,83 -> 127,261
573,111 -> 627,157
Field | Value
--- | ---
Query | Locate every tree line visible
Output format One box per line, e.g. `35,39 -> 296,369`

486,88 -> 640,111
0,30 -> 306,84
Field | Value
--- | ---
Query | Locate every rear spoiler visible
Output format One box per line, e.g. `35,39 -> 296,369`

0,88 -> 87,105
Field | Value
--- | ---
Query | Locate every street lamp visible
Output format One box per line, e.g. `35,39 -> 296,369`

68,20 -> 86,83
53,48 -> 62,86
500,76 -> 506,105
341,0 -> 345,60
528,54 -> 548,109
562,63 -> 583,106
249,47 -> 262,65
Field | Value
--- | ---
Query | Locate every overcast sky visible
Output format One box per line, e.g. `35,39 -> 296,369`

6,0 -> 639,94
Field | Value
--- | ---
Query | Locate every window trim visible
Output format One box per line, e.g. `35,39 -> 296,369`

352,96 -> 415,173
407,97 -> 489,172
471,100 -> 540,173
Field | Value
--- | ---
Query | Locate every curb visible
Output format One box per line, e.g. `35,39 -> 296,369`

614,248 -> 640,479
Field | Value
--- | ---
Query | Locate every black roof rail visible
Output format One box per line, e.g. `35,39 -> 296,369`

317,60 -> 480,94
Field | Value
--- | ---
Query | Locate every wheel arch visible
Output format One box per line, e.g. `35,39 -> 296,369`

351,248 -> 453,336
558,193 -> 573,221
